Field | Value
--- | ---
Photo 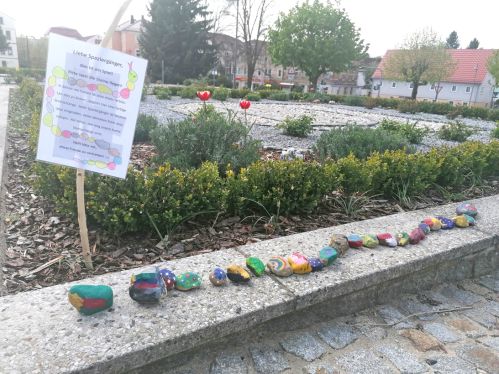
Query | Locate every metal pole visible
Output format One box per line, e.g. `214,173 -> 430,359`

26,37 -> 30,68
233,0 -> 239,89
162,59 -> 165,84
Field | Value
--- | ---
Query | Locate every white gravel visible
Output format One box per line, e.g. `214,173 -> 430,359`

139,96 -> 497,151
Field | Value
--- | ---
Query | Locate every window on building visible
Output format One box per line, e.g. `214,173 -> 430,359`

258,71 -> 261,76
409,83 -> 414,89
430,84 -> 435,90
6,31 -> 11,40
463,102 -> 468,106
466,86 -> 471,93
0,17 -> 3,25
1,61 -> 6,67
391,82 -> 396,88
278,70 -> 281,77
452,85 -> 457,92
268,69 -> 271,76
7,48 -> 12,56
136,49 -> 140,57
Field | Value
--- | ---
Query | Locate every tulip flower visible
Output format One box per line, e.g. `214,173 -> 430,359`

196,91 -> 211,101
239,100 -> 251,110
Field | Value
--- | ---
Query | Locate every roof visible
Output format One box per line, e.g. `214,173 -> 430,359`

116,20 -> 142,32
373,49 -> 497,84
47,27 -> 83,40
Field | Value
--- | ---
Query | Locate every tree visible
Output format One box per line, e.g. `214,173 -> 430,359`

467,38 -> 480,49
268,1 -> 367,91
445,31 -> 460,49
0,26 -> 8,53
17,36 -> 48,68
487,51 -> 499,85
139,0 -> 217,83
383,29 -> 455,100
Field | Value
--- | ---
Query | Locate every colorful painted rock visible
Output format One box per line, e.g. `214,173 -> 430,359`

347,234 -> 363,248
453,215 -> 469,228
329,234 -> 349,256
209,267 -> 227,287
267,256 -> 293,277
308,257 -> 324,272
176,272 -> 202,291
227,265 -> 251,283
362,234 -> 379,249
377,233 -> 397,247
246,257 -> 266,277
437,216 -> 455,230
409,228 -> 426,244
319,246 -> 338,266
288,252 -> 312,274
422,217 -> 442,231
464,214 -> 476,226
395,232 -> 410,246
129,271 -> 166,303
456,203 -> 478,217
159,269 -> 176,291
68,285 -> 113,315
418,223 -> 431,235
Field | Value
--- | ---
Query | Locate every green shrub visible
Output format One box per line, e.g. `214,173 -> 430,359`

245,92 -> 261,101
155,87 -> 171,100
230,88 -> 250,99
493,123 -> 499,139
268,91 -> 290,101
141,85 -> 149,101
151,105 -> 261,172
438,120 -> 474,142
134,114 -> 159,143
212,87 -> 230,101
379,119 -> 427,144
168,86 -> 182,96
376,98 -> 400,109
460,106 -> 489,120
342,96 -> 366,107
257,89 -> 280,99
302,93 -> 333,103
488,110 -> 499,121
313,125 -> 413,161
277,115 -> 314,137
397,100 -> 420,114
179,86 -> 198,99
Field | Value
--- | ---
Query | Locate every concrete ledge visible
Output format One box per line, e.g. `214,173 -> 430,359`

1,195 -> 498,373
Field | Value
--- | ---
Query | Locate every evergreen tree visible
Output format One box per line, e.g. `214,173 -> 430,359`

139,0 -> 217,83
445,31 -> 460,49
0,26 -> 8,52
467,38 -> 480,49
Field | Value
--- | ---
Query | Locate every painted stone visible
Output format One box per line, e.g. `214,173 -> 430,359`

422,217 -> 441,231
246,257 -> 266,277
418,223 -> 431,235
159,269 -> 176,291
129,271 -> 166,303
308,257 -> 324,272
209,267 -> 227,286
329,234 -> 349,256
465,214 -> 476,226
176,272 -> 202,291
288,252 -> 312,274
395,232 -> 410,246
347,234 -> 363,248
377,233 -> 397,247
456,203 -> 478,217
267,256 -> 293,277
437,216 -> 455,230
68,285 -> 113,315
453,215 -> 470,228
319,246 -> 338,266
362,234 -> 379,249
227,265 -> 251,283
409,227 -> 426,244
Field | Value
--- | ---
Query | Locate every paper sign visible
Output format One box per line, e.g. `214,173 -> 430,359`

36,34 -> 147,179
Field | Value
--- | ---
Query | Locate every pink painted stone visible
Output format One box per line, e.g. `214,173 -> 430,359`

62,130 -> 72,138
46,87 -> 55,97
107,162 -> 116,170
87,84 -> 97,91
409,227 -> 426,244
377,233 -> 397,247
120,88 -> 130,99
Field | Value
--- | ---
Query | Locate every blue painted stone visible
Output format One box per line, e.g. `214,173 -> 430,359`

209,267 -> 227,286
308,258 -> 324,272
464,214 -> 476,226
319,246 -> 338,266
456,203 -> 478,217
418,223 -> 431,235
437,216 -> 455,230
347,234 -> 363,248
129,270 -> 166,303
159,269 -> 176,291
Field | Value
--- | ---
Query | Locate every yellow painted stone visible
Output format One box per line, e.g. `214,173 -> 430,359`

127,81 -> 135,91
88,137 -> 95,143
288,253 -> 312,274
52,66 -> 68,80
453,215 -> 469,228
48,76 -> 57,86
87,160 -> 96,166
95,161 -> 107,169
97,84 -> 112,94
51,126 -> 61,136
430,217 -> 442,231
43,113 -> 53,126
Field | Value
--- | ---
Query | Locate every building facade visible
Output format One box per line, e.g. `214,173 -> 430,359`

112,15 -> 142,57
372,49 -> 497,107
0,12 -> 19,68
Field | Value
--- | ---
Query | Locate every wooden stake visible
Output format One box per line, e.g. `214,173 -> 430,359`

76,0 -> 134,270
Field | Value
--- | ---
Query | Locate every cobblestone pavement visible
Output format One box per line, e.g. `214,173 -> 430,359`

165,271 -> 499,374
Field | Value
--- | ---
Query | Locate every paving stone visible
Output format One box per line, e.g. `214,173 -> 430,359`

479,274 -> 499,292
250,345 -> 290,374
377,344 -> 427,374
479,336 -> 499,351
397,295 -> 439,321
400,329 -> 443,352
302,363 -> 337,374
458,279 -> 494,297
457,344 -> 499,373
280,332 -> 326,362
376,305 -> 416,329
447,318 -> 486,338
336,349 -> 395,374
210,351 -> 248,374
317,322 -> 359,349
488,300 -> 499,317
354,314 -> 388,340
426,355 -> 476,374
462,307 -> 498,329
436,284 -> 484,306
423,322 -> 461,343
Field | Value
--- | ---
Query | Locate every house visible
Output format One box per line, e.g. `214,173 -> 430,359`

112,15 -> 142,57
372,49 -> 497,107
45,27 -> 102,45
0,11 -> 19,68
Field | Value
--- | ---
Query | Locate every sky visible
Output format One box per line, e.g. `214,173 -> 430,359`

2,0 -> 498,57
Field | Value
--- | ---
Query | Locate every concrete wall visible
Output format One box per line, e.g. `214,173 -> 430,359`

0,12 -> 19,69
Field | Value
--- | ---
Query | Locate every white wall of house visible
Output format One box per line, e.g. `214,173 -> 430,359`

373,77 -> 496,107
0,12 -> 19,68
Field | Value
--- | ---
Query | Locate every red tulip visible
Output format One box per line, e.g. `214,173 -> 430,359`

196,91 -> 211,101
240,99 -> 251,110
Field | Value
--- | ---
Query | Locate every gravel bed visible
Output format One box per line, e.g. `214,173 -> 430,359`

139,96 -> 497,151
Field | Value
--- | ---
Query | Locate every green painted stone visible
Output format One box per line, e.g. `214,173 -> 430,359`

246,257 -> 266,276
319,246 -> 338,266
68,285 -> 113,316
175,272 -> 202,291
362,234 -> 379,248
395,232 -> 410,246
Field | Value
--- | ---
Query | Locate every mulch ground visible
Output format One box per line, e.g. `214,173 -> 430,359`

3,114 -> 499,295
